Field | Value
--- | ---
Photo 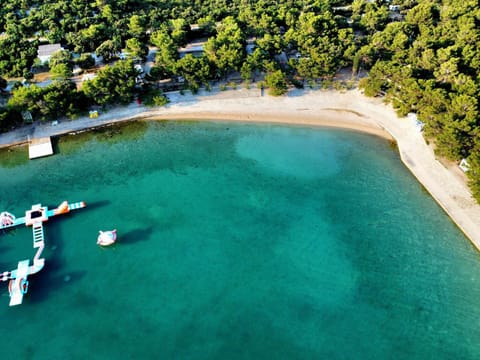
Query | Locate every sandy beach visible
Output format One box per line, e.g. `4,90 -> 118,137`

1,86 -> 480,250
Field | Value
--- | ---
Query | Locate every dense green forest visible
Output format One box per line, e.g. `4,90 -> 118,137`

0,0 -> 479,201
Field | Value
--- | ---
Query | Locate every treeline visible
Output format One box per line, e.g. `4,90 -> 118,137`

0,0 -> 362,117
0,0 -> 350,77
358,0 -> 480,200
0,0 -> 359,80
1,0 -> 480,200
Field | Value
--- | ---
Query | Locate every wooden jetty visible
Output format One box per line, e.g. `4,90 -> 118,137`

28,137 -> 53,159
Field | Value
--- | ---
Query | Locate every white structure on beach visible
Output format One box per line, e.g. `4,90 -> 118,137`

459,159 -> 470,173
408,113 -> 424,132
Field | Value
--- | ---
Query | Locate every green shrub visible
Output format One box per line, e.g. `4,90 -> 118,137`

141,88 -> 170,107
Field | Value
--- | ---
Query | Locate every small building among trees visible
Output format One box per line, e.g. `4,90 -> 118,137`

178,40 -> 205,58
37,44 -> 63,64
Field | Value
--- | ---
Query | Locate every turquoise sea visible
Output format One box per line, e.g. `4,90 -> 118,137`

1,121 -> 480,359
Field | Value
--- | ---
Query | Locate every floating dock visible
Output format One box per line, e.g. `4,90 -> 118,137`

28,137 -> 53,159
0,201 -> 86,306
9,260 -> 30,306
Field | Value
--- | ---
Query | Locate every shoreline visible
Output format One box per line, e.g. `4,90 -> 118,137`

1,87 -> 480,251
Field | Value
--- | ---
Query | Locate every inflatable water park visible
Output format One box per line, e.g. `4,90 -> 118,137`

0,201 -> 86,306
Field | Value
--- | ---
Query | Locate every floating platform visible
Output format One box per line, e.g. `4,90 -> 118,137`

29,137 -> 53,159
1,200 -> 87,306
9,260 -> 30,306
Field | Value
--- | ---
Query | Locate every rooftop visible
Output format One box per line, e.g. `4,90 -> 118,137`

37,44 -> 62,57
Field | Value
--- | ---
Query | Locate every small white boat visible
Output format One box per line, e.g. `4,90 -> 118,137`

97,230 -> 117,246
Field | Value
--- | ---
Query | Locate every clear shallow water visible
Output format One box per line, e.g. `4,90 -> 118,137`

1,121 -> 480,359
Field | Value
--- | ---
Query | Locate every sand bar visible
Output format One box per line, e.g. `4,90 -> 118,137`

1,87 -> 480,250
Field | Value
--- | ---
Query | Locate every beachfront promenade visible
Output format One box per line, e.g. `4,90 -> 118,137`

0,87 -> 265,147
1,87 -> 480,251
